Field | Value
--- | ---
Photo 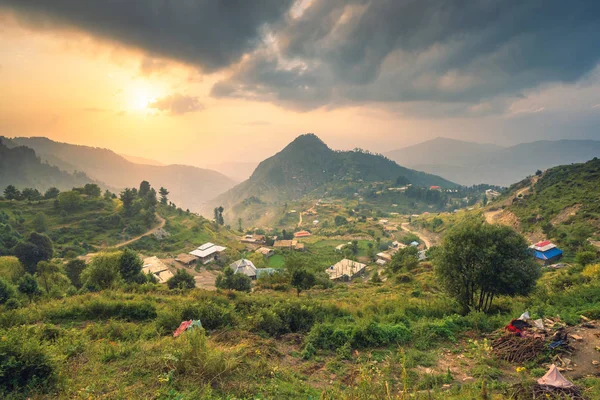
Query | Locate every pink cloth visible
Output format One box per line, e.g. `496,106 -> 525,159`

173,320 -> 193,337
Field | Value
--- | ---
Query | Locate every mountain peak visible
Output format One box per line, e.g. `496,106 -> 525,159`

285,133 -> 329,151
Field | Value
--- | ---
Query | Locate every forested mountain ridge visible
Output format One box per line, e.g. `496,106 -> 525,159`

207,134 -> 457,221
1,136 -> 237,212
0,140 -> 94,191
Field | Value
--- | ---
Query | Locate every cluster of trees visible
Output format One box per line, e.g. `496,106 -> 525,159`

3,185 -> 61,201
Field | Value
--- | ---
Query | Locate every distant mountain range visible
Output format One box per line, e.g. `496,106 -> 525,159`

1,136 -> 236,211
208,133 -> 456,221
0,140 -> 94,191
386,137 -> 600,186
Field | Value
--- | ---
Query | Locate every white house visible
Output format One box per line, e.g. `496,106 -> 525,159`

189,242 -> 227,264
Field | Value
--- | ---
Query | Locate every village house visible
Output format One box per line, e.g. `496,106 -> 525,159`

529,240 -> 563,265
255,247 -> 274,258
142,256 -> 174,284
326,259 -> 367,281
175,253 -> 197,267
230,259 -> 257,279
241,234 -> 266,245
294,230 -> 312,238
274,239 -> 301,251
189,242 -> 227,264
430,185 -> 441,191
376,252 -> 393,264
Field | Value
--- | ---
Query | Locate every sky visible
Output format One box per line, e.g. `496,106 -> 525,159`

1,1 -> 600,167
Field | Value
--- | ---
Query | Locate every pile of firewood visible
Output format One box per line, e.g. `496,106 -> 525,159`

511,383 -> 587,400
492,334 -> 546,363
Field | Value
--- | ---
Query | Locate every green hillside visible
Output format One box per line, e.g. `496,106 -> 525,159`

0,140 -> 94,192
506,157 -> 600,252
2,136 -> 237,213
210,134 -> 457,225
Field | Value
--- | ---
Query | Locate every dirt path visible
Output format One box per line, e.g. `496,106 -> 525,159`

400,222 -> 433,248
114,213 -> 166,248
298,211 -> 303,227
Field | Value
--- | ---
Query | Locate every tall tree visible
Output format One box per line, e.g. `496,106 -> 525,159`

83,184 -> 101,198
139,181 -> 151,198
32,212 -> 49,233
238,218 -> 243,232
159,187 -> 169,205
218,206 -> 224,225
22,188 -> 42,201
3,185 -> 21,201
120,188 -> 136,215
167,269 -> 196,290
118,248 -> 143,283
435,216 -> 540,313
13,232 -> 54,274
44,187 -> 60,199
35,261 -> 61,294
290,268 -> 316,297
65,259 -> 86,289
17,273 -> 40,303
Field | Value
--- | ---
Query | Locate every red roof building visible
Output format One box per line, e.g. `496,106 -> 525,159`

294,230 -> 312,238
430,186 -> 441,190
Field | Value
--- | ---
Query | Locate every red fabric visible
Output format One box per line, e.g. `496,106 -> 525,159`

173,320 -> 193,337
505,320 -> 523,335
535,240 -> 552,247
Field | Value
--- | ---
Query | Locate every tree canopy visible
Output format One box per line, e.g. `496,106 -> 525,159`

215,267 -> 252,292
434,216 -> 540,313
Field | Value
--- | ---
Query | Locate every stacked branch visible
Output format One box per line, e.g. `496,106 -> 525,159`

492,334 -> 545,363
512,383 -> 587,400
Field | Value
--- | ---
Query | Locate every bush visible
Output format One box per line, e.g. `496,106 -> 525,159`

305,321 -> 411,351
0,330 -> 58,395
167,269 -> 196,290
0,277 -> 16,305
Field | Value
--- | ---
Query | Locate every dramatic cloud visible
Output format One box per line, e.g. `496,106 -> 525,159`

0,0 -> 295,72
212,0 -> 600,114
148,93 -> 203,115
2,0 -> 600,116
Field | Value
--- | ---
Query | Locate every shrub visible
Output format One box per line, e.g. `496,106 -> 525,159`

156,310 -> 182,336
0,277 -> 16,305
0,330 -> 58,395
167,269 -> 196,290
171,330 -> 239,386
215,268 -> 251,292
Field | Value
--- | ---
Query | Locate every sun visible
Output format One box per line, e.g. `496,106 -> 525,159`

127,83 -> 159,112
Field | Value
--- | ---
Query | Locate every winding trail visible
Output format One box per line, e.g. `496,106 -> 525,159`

113,213 -> 166,248
400,222 -> 433,249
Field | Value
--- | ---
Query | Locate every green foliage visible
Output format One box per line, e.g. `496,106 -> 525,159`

13,232 -> 54,274
83,183 -> 101,198
215,267 -> 252,292
167,269 -> 196,290
0,329 -> 58,396
291,268 -> 316,297
305,321 -> 411,351
65,259 -> 86,288
0,256 -> 24,283
17,273 -> 40,303
576,250 -> 598,267
118,248 -> 144,284
43,187 -> 60,200
32,212 -> 49,232
0,276 -> 16,304
388,246 -> 419,274
57,190 -> 82,211
81,251 -> 122,291
0,223 -> 20,255
435,215 -> 540,313
334,215 -> 348,226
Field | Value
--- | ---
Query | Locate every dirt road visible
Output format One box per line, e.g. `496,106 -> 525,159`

400,222 -> 433,249
114,214 -> 166,248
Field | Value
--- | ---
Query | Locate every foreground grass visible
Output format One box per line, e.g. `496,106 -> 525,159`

2,266 -> 600,399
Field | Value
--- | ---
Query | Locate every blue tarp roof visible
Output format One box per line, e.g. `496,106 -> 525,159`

533,247 -> 563,260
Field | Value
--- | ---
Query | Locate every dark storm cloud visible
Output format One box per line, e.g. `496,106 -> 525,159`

3,0 -> 600,115
148,93 -> 203,115
0,0 -> 295,72
213,0 -> 600,112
